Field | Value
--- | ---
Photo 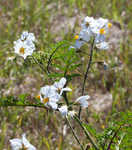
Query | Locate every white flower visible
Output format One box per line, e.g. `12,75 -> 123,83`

91,18 -> 110,44
21,31 -> 29,41
72,40 -> 85,49
53,77 -> 72,95
14,39 -> 35,59
68,110 -> 76,117
81,16 -> 95,30
58,105 -> 68,117
76,95 -> 90,108
94,31 -> 105,43
96,41 -> 109,50
73,16 -> 112,50
79,29 -> 92,42
96,18 -> 108,28
10,133 -> 36,150
14,31 -> 36,59
53,77 -> 66,89
40,85 -> 61,110
27,33 -> 36,42
21,31 -> 36,42
90,18 -> 108,35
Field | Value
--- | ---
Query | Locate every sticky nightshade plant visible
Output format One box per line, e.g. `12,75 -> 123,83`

6,15 -> 121,150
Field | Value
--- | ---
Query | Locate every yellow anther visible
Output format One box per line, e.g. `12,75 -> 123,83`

36,95 -> 40,99
85,22 -> 89,27
108,22 -> 112,28
21,144 -> 28,150
19,47 -> 25,54
57,88 -> 61,93
74,35 -> 79,40
99,28 -> 105,35
43,97 -> 49,104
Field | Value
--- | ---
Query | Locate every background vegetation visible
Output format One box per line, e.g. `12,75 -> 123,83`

0,0 -> 132,149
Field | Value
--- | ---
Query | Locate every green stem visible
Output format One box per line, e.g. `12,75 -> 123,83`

62,92 -> 69,106
31,56 -> 46,73
78,39 -> 95,119
74,116 -> 99,150
66,117 -> 85,150
0,103 -> 48,109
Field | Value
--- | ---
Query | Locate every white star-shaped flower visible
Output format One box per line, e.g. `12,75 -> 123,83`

76,95 -> 90,108
40,85 -> 61,110
14,31 -> 36,59
81,16 -> 95,30
14,39 -> 35,59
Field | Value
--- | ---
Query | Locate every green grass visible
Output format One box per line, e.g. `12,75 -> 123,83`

0,0 -> 132,149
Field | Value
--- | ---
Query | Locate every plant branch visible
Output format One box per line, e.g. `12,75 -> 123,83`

107,126 -> 122,150
62,92 -> 69,106
74,116 -> 99,150
78,39 -> 95,118
0,103 -> 48,109
47,42 -> 68,74
66,117 -> 85,150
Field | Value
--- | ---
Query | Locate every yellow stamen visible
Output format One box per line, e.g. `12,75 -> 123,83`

19,47 -> 25,54
85,22 -> 89,27
108,22 -> 112,28
43,97 -> 49,104
36,95 -> 40,99
74,35 -> 79,40
57,88 -> 61,94
21,144 -> 28,150
99,28 -> 105,35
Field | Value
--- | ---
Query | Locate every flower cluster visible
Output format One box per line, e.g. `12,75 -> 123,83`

73,16 -> 112,50
10,134 -> 36,150
37,77 -> 90,117
14,31 -> 36,59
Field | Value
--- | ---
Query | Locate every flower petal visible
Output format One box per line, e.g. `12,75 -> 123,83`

96,42 -> 109,50
76,95 -> 90,108
76,95 -> 90,102
22,134 -> 36,150
58,105 -> 68,117
60,87 -> 72,95
10,139 -> 22,150
58,77 -> 66,89
48,102 -> 58,110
